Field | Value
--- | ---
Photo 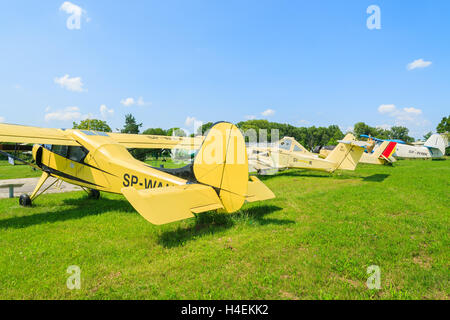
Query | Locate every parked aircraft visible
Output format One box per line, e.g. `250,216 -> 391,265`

247,134 -> 371,174
319,138 -> 398,165
0,122 -> 275,225
360,134 -> 448,159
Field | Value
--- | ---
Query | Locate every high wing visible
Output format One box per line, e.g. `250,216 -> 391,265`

0,123 -> 79,146
107,132 -> 204,150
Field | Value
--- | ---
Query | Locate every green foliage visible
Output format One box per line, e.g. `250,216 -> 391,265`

390,126 -> 414,143
236,120 -> 344,150
72,119 -> 112,132
0,160 -> 448,299
121,114 -> 145,160
423,132 -> 433,141
436,115 -> 449,134
353,122 -> 414,143
121,114 -> 142,134
167,128 -> 187,137
196,122 -> 214,135
142,128 -> 167,136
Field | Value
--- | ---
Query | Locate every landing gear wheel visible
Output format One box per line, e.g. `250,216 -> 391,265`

88,189 -> 100,200
19,194 -> 32,207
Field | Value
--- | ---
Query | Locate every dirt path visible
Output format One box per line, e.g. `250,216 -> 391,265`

0,177 -> 82,199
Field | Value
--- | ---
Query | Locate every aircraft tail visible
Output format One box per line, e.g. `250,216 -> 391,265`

192,122 -> 274,212
122,122 -> 274,225
376,141 -> 397,162
325,133 -> 366,171
424,134 -> 447,156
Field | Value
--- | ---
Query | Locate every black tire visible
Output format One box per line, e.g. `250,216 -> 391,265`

88,189 -> 100,200
19,194 -> 32,207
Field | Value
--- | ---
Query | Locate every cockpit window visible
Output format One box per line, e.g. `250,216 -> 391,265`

80,130 -> 109,137
293,145 -> 302,152
81,130 -> 96,136
279,140 -> 292,151
52,145 -> 68,157
67,146 -> 88,163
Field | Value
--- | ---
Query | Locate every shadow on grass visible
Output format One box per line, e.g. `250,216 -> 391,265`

362,174 -> 390,182
157,205 -> 291,248
0,196 -> 134,230
256,170 -> 362,181
257,170 -> 390,183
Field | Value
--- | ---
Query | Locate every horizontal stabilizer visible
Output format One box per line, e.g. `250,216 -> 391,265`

336,140 -> 372,148
122,184 -> 223,225
246,176 -> 276,202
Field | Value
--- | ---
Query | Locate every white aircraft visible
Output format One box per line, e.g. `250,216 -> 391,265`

361,133 -> 448,159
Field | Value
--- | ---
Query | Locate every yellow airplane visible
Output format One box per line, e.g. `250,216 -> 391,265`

319,137 -> 397,165
248,134 -> 371,174
0,122 -> 274,225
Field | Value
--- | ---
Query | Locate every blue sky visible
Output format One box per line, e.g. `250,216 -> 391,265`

0,0 -> 448,138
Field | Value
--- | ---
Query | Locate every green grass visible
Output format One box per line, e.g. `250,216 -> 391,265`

0,159 -> 448,299
0,160 -> 41,180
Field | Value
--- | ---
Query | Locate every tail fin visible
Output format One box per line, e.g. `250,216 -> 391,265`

379,141 -> 397,161
325,134 -> 365,171
424,134 -> 447,156
122,122 -> 275,225
193,122 -> 249,213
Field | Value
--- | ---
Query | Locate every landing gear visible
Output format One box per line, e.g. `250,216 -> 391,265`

19,194 -> 32,207
19,171 -> 53,207
88,189 -> 100,200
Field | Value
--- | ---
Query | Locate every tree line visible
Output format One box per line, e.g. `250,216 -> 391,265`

71,114 -> 450,160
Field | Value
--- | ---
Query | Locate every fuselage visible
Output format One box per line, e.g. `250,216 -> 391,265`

394,144 -> 441,159
32,129 -> 187,194
248,146 -> 338,173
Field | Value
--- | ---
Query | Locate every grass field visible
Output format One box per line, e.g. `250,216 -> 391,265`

0,160 -> 41,179
0,159 -> 448,299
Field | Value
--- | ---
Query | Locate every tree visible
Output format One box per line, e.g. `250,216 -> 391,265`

423,132 -> 433,141
121,114 -> 145,160
353,122 -> 379,138
121,114 -> 142,134
142,128 -> 168,160
436,115 -> 449,133
196,122 -> 214,136
73,119 -> 111,132
390,126 -> 414,143
167,128 -> 187,137
143,128 -> 167,136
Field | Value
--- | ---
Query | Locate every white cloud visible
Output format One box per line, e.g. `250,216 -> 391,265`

100,105 -> 114,118
121,96 -> 149,107
54,74 -> 86,92
261,109 -> 275,117
407,59 -> 432,71
378,104 -> 396,114
60,2 -> 88,30
403,107 -> 422,115
377,104 -> 429,128
121,97 -> 135,106
45,106 -> 88,122
245,115 -> 256,120
0,117 -> 5,123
